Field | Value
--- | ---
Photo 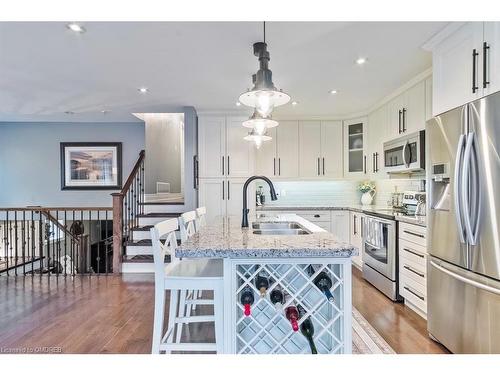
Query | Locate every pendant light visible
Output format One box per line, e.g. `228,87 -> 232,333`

239,22 -> 290,117
242,109 -> 279,135
243,129 -> 272,149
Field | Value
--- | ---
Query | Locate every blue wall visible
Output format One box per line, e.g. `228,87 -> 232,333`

0,122 -> 145,207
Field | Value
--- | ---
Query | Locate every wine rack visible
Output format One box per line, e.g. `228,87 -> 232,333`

228,258 -> 351,354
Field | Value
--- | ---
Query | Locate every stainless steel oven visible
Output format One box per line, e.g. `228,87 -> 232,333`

383,130 -> 425,174
362,214 -> 399,300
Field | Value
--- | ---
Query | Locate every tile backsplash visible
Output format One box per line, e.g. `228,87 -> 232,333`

259,178 -> 424,207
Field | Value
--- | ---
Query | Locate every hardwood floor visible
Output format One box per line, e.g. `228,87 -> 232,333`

0,268 -> 448,354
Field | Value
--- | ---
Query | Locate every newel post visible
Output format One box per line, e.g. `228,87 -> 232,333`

112,193 -> 124,274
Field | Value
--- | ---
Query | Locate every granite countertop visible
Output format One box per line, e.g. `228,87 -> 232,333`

176,213 -> 358,259
256,204 -> 427,227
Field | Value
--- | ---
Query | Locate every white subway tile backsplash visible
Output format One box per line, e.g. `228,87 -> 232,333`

259,178 -> 424,207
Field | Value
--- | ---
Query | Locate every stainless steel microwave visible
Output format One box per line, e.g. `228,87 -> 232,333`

383,130 -> 425,173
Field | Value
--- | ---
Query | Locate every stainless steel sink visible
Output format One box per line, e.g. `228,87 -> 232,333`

252,222 -> 303,230
251,221 -> 311,235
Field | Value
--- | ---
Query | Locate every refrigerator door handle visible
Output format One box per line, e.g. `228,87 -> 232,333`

430,260 -> 500,296
454,134 -> 467,244
462,132 -> 480,245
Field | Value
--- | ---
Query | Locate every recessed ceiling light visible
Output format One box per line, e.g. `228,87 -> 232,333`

236,102 -> 241,107
64,111 -> 75,115
356,57 -> 367,65
66,23 -> 85,33
329,89 -> 338,95
101,110 -> 111,114
138,87 -> 149,94
291,101 -> 298,106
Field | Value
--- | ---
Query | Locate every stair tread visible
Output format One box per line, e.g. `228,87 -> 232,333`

130,225 -> 154,232
137,213 -> 182,218
123,255 -> 171,263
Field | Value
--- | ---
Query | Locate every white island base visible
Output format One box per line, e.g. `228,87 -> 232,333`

223,257 -> 352,354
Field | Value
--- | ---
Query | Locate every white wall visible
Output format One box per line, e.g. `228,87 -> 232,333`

0,122 -> 145,207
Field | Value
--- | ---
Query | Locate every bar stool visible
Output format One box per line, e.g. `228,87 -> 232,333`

150,218 -> 224,354
195,206 -> 207,231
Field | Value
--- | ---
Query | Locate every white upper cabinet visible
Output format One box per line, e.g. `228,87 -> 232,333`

226,117 -> 255,177
367,105 -> 388,177
484,22 -> 500,96
255,120 -> 299,178
255,127 -> 277,177
198,116 -> 254,178
321,121 -> 343,178
425,76 -> 433,121
432,22 -> 484,115
405,80 -> 426,133
198,116 -> 226,178
387,80 -> 426,138
276,120 -> 300,178
299,121 -> 322,178
343,117 -> 367,178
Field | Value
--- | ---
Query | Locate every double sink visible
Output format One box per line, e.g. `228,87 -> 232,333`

252,222 -> 311,235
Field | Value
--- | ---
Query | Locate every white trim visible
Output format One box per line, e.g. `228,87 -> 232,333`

421,22 -> 467,51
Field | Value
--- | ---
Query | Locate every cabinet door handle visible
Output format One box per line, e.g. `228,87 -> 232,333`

222,180 -> 225,200
273,158 -> 276,176
364,155 -> 367,174
221,156 -> 225,176
472,48 -> 479,93
403,286 -> 425,301
279,158 -> 281,176
227,180 -> 230,200
483,41 -> 490,89
372,153 -> 376,173
375,152 -> 379,173
403,247 -> 424,258
402,108 -> 407,132
398,110 -> 402,134
322,157 -> 325,175
403,265 -> 425,278
317,157 -> 320,176
227,156 -> 230,175
314,214 -> 320,218
353,215 -> 357,235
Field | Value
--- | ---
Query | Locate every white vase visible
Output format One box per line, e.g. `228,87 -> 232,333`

361,191 -> 375,205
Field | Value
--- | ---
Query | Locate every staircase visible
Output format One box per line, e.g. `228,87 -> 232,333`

111,151 -> 188,274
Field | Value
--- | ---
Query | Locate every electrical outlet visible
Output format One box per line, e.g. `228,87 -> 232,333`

281,189 -> 287,197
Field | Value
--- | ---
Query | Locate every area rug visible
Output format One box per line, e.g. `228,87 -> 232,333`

352,307 -> 396,354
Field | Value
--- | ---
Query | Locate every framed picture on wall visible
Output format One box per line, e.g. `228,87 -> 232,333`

60,142 -> 122,190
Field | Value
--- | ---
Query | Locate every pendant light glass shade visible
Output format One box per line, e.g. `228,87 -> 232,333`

243,130 -> 272,149
242,110 -> 279,135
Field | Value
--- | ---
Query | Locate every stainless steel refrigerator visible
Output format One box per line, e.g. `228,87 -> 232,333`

427,92 -> 500,353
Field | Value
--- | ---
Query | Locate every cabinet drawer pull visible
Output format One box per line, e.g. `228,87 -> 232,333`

403,286 -> 425,301
403,265 -> 425,278
403,230 -> 425,239
403,247 -> 424,258
314,214 -> 320,218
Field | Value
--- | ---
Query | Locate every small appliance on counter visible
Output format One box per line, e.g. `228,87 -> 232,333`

402,191 -> 426,217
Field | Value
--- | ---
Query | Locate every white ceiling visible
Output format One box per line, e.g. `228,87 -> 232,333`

0,22 -> 448,123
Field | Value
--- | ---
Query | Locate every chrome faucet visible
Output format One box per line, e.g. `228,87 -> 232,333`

242,176 -> 278,227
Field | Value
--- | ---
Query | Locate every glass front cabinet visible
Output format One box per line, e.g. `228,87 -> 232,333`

343,117 -> 367,178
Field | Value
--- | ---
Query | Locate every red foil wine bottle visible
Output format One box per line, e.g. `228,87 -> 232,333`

240,286 -> 255,316
284,294 -> 299,331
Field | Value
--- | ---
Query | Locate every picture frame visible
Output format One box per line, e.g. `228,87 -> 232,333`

60,142 -> 122,190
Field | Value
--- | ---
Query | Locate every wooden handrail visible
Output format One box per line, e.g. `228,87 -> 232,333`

41,211 -> 80,242
118,150 -> 145,196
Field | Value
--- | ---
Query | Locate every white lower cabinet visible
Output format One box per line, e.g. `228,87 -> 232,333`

398,222 -> 428,319
294,210 -> 332,232
198,178 -> 255,223
331,211 -> 350,243
349,211 -> 364,269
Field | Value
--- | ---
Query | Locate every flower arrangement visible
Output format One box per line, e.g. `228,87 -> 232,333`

358,181 -> 376,194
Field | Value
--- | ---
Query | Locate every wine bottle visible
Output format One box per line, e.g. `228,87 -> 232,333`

284,293 -> 299,332
308,266 -> 335,302
255,271 -> 269,297
240,285 -> 255,316
270,287 -> 284,313
298,305 -> 318,354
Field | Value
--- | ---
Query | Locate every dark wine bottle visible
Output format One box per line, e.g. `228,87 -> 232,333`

255,271 -> 269,297
284,293 -> 299,331
270,287 -> 284,313
240,285 -> 255,316
308,266 -> 334,302
298,305 -> 318,354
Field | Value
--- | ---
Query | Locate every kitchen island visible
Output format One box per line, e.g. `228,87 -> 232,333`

177,213 -> 358,354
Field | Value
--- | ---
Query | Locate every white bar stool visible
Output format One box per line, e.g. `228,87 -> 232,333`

150,218 -> 224,354
195,206 -> 207,231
